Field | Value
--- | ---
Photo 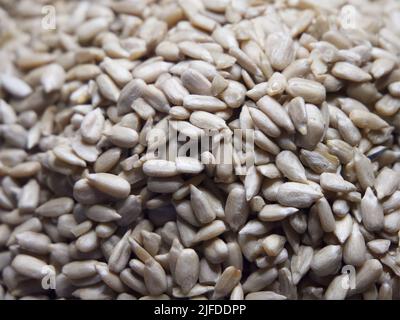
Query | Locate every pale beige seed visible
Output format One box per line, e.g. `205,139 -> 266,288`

95,263 -> 126,293
198,258 -> 220,285
129,237 -> 154,263
169,106 -> 190,120
349,109 -> 389,130
244,165 -> 262,201
7,217 -> 42,246
246,82 -> 269,102
155,41 -> 181,61
96,74 -> 120,103
361,187 -> 384,232
245,291 -> 287,300
142,159 -> 178,177
300,149 -> 339,174
212,27 -> 238,50
221,80 -> 246,109
66,64 -> 101,81
332,199 -> 350,217
315,197 -> 336,233
189,13 -> 217,32
248,107 -> 281,138
320,172 -> 357,193
257,96 -> 295,133
354,149 -> 375,190
41,64 -> 66,93
287,97 -> 307,135
86,173 -> 130,199
62,260 -> 98,280
228,47 -> 263,79
325,274 -> 350,300
370,58 -> 395,79
375,94 -> 400,117
190,185 -> 216,225
265,32 -> 295,71
142,84 -> 171,113
0,99 -> 17,124
382,191 -> 400,213
141,231 -> 161,257
224,187 -> 249,232
374,167 -> 399,200
104,125 -> 139,148
242,267 -> 278,293
211,74 -> 229,96
53,144 -> 86,167
311,245 -> 342,277
334,214 -> 353,244
0,74 -> 32,98
143,258 -> 167,296
106,231 -> 131,274
213,266 -> 241,299
253,130 -> 280,155
86,205 -> 121,223
117,79 -> 146,114
133,98 -> 156,120
170,120 -> 204,139
181,68 -> 212,95
71,137 -> 100,162
5,161 -> 41,178
172,284 -> 214,299
72,221 -> 93,238
15,231 -> 51,255
77,17 -> 109,43
343,223 -> 366,267
76,230 -> 98,253
36,197 -> 74,217
262,235 -> 286,257
259,204 -> 298,222
367,239 -> 391,255
388,81 -> 400,97
291,246 -> 314,285
101,58 -> 132,86
286,77 -> 326,105
267,72 -> 287,96
277,182 -> 323,208
178,41 -> 213,63
282,58 -> 311,80
133,61 -> 172,84
80,108 -> 105,145
332,62 -> 372,82
18,179 -> 40,212
156,75 -> 189,106
147,177 -> 184,194
276,150 -> 307,183
94,148 -> 121,173
193,220 -> 226,243
349,259 -> 383,296
183,94 -> 227,112
175,157 -> 204,174
11,255 -> 47,279
120,269 -> 147,295
326,139 -> 354,164
175,249 -> 200,294
257,164 -> 281,179
189,111 -> 227,130
295,104 -> 325,150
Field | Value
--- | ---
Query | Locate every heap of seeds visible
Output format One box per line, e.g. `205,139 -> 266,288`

0,0 -> 400,300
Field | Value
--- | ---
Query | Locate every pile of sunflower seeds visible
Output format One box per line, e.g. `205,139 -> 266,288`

0,0 -> 400,300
